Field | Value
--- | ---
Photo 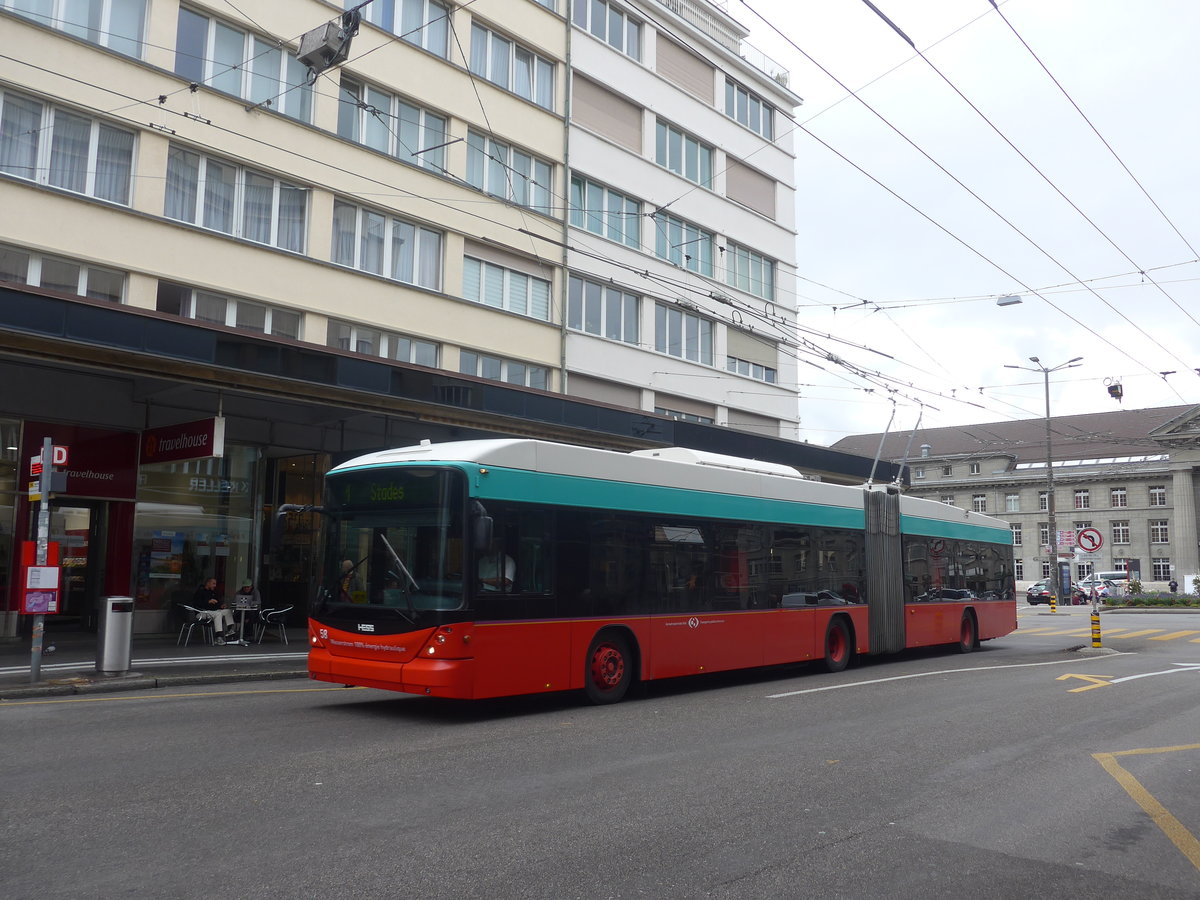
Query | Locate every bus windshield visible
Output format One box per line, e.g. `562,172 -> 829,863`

315,467 -> 467,620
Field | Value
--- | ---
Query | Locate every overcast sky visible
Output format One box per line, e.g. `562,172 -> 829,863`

726,0 -> 1200,447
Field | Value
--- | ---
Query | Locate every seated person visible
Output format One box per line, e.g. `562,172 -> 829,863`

234,578 -> 261,608
191,576 -> 236,644
478,545 -> 515,592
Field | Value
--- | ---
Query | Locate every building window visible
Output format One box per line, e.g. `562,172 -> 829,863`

654,302 -> 712,364
1149,485 -> 1167,507
331,199 -> 441,289
654,119 -> 712,186
972,494 -> 986,513
725,242 -> 775,300
156,281 -> 300,338
1040,561 -> 1051,579
571,0 -> 641,59
6,0 -> 147,57
328,320 -> 437,366
969,462 -> 981,475
174,8 -> 312,120
463,257 -> 550,321
166,145 -> 307,252
569,176 -> 640,247
653,211 -> 714,276
1111,521 -> 1129,544
337,76 -> 448,173
1073,521 -> 1091,532
1039,523 -> 1050,548
726,356 -> 777,384
0,242 -> 125,301
1038,491 -> 1049,511
913,466 -> 925,480
460,350 -> 548,389
1077,562 -> 1093,580
1011,523 -> 1022,546
1112,558 -> 1128,574
352,0 -> 449,58
655,407 -> 714,425
1005,493 -> 1019,512
1110,487 -> 1127,508
942,465 -> 953,477
1074,489 -> 1090,509
568,274 -> 638,343
1152,558 -> 1171,580
469,22 -> 555,110
1014,560 -> 1024,580
467,132 -> 554,212
0,90 -> 134,204
724,78 -> 774,139
940,495 -> 954,505
1150,519 -> 1169,543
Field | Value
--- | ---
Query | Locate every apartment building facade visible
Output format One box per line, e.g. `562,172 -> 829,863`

833,405 -> 1200,590
0,0 -> 857,635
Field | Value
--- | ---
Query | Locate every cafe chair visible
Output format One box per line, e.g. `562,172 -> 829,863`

255,606 -> 293,645
177,605 -> 215,647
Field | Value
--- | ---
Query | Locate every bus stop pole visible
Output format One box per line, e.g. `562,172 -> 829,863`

30,437 -> 51,683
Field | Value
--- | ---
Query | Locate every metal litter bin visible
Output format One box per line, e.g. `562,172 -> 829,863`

97,596 -> 134,674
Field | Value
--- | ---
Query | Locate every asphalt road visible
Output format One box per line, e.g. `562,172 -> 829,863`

2,606 -> 1198,899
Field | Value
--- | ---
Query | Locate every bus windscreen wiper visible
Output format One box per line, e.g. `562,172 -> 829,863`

377,533 -> 419,624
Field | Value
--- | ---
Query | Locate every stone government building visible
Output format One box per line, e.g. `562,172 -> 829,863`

833,405 -> 1200,591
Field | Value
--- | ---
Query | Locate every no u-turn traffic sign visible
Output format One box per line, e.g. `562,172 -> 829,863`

1077,527 -> 1103,553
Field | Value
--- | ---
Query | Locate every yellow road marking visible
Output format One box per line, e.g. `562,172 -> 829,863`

1056,673 -> 1114,692
1150,631 -> 1200,641
1105,629 -> 1165,639
0,685 -> 358,707
1093,746 -> 1200,872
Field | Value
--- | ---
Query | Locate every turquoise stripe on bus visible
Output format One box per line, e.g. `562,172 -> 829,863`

899,514 -> 1014,544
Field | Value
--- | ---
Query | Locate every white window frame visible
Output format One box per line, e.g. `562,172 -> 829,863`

463,256 -> 551,321
653,211 -> 714,276
469,22 -> 555,110
913,466 -> 924,480
1110,487 -> 1127,508
460,350 -> 549,389
1074,489 -> 1090,509
174,7 -> 312,121
724,77 -> 774,139
571,0 -> 641,60
328,319 -> 437,366
1150,519 -> 1169,543
654,302 -> 713,365
1149,485 -> 1167,507
1152,558 -> 1171,580
156,281 -> 301,339
0,90 -> 134,204
0,241 -> 125,301
1038,491 -> 1049,511
1014,560 -> 1024,580
971,494 -> 986,513
331,199 -> 442,290
655,119 -> 712,186
726,356 -> 777,384
1005,493 -> 1019,512
567,274 -> 639,344
940,495 -> 954,506
1111,521 -> 1129,544
969,462 -> 981,475
569,175 -> 640,247
352,0 -> 449,58
5,0 -> 147,57
725,241 -> 775,300
467,131 -> 554,212
337,76 -> 448,173
166,145 -> 308,252
1010,523 -> 1022,546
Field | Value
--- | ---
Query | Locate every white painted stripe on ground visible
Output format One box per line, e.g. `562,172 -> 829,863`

767,655 -> 1132,699
0,652 -> 307,677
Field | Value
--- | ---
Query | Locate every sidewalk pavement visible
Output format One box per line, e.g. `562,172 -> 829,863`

0,629 -> 309,700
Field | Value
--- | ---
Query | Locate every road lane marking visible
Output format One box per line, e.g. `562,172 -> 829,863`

1059,663 -> 1200,693
766,656 -> 1125,699
0,685 -> 358,707
1093,745 -> 1200,872
1150,631 -> 1200,641
1104,629 -> 1166,639
1057,673 -> 1114,692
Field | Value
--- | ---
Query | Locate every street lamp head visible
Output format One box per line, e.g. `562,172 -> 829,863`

1029,356 -> 1040,364
1068,356 -> 1083,364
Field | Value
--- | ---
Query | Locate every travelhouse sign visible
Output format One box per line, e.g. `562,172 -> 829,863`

141,417 -> 226,465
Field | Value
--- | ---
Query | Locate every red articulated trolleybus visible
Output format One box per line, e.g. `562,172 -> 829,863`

295,439 -> 1016,703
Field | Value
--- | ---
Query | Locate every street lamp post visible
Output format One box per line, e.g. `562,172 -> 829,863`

1005,356 -> 1083,611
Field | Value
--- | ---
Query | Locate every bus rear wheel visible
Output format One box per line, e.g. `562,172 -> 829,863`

823,619 -> 851,673
585,632 -> 632,704
958,613 -> 977,653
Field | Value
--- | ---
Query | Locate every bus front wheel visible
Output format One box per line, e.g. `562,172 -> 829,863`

958,613 -> 977,653
585,632 -> 632,704
823,619 -> 851,673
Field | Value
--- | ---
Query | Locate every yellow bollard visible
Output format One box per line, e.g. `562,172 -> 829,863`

1091,606 -> 1102,648
1050,590 -> 1057,614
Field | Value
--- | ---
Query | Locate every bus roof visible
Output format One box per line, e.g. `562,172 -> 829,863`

330,439 -> 1012,541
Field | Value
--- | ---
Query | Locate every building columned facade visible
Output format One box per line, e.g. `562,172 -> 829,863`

834,406 -> 1200,590
0,1 -> 883,636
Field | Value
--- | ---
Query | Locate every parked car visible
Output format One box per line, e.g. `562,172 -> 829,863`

1026,581 -> 1053,605
1073,580 -> 1117,603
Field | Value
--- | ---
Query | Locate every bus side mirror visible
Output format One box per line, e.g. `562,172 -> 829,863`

473,515 -> 493,549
